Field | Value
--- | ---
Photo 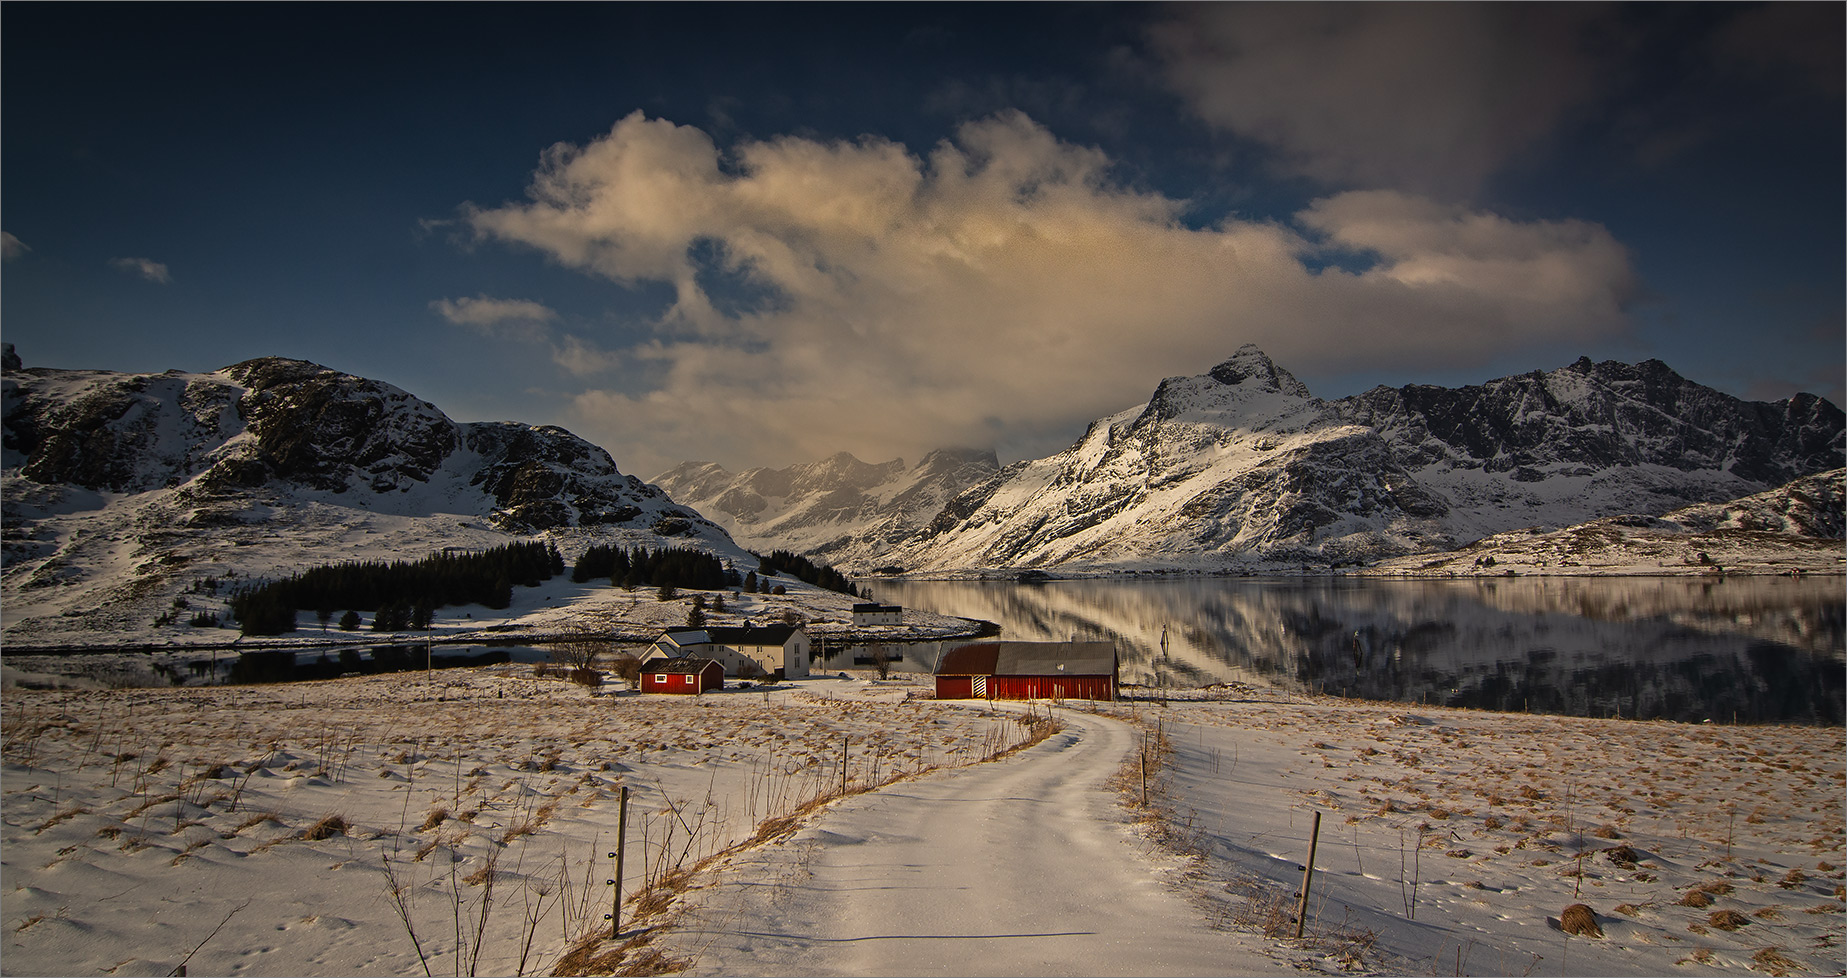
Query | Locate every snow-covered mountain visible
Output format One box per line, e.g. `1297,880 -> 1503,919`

652,448 -> 1000,567
2,347 -> 741,643
1364,467 -> 1846,577
888,346 -> 1843,572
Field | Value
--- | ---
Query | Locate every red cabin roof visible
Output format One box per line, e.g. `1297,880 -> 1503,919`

936,641 -> 1116,677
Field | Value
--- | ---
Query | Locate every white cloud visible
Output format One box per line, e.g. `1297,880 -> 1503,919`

464,111 -> 1635,474
1147,5 -> 1605,197
1,232 -> 29,261
430,294 -> 558,334
109,256 -> 171,284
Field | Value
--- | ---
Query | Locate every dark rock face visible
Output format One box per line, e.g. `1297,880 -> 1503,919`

224,358 -> 460,492
464,422 -> 668,534
1334,357 -> 1845,487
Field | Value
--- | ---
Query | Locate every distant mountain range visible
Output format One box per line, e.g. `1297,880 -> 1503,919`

652,449 -> 1000,568
665,345 -> 1844,574
4,341 -> 1841,645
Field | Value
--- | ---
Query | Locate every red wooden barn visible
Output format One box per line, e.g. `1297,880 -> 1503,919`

641,657 -> 724,695
934,642 -> 1117,702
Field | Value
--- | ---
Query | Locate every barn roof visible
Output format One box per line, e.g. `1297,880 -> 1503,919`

936,641 -> 1117,677
645,657 -> 721,675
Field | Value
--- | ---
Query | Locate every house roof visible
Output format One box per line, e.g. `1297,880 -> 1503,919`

935,641 -> 1117,677
646,657 -> 721,675
659,625 -> 803,647
853,603 -> 901,612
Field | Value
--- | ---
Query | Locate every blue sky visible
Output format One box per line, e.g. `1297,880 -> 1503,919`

4,3 -> 1841,476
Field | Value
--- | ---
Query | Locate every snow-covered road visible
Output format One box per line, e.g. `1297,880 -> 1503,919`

669,706 -> 1285,976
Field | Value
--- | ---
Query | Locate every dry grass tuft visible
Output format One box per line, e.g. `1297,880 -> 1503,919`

1560,903 -> 1602,938
418,808 -> 449,832
235,812 -> 280,833
551,928 -> 688,977
1750,947 -> 1800,976
1707,909 -> 1750,931
300,813 -> 349,841
1678,888 -> 1714,908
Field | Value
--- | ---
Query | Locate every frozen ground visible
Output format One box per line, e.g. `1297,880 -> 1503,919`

3,672 -> 1841,977
1127,688 -> 1846,976
1,671 -> 1032,977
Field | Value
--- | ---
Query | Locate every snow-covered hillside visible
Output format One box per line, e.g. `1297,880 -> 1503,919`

1364,468 -> 1847,578
653,448 -> 999,567
889,346 -> 1844,573
2,348 -> 745,645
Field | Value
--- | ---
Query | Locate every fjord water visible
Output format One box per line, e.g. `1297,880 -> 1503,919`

877,576 -> 1845,723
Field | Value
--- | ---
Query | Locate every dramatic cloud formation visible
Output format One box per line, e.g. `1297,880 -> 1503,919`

1,232 -> 28,261
1147,5 -> 1605,197
109,257 -> 171,284
465,111 -> 1636,473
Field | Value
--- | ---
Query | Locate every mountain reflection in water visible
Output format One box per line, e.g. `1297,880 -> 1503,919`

877,576 -> 1845,724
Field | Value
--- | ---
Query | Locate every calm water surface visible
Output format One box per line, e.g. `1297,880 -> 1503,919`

876,576 -> 1845,724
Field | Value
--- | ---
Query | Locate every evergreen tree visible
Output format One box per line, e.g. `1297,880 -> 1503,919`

339,609 -> 362,631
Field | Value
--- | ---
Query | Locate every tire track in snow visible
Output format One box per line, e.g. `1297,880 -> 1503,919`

668,706 -> 1285,976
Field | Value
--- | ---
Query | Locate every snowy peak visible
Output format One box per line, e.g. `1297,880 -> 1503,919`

1207,344 -> 1313,397
1132,345 -> 1320,433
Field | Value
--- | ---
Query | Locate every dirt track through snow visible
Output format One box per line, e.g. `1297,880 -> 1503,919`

668,706 -> 1284,976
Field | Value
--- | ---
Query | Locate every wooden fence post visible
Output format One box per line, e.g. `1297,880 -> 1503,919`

1294,810 -> 1322,939
608,785 -> 629,939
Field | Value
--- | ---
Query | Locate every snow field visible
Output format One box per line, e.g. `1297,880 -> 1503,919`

1117,689 -> 1845,975
1,671 -> 1033,977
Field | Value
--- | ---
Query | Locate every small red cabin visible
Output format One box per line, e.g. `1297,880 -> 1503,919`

935,642 -> 1117,702
641,657 -> 724,695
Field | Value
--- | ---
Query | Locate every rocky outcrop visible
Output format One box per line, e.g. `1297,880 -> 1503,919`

2,355 -> 710,536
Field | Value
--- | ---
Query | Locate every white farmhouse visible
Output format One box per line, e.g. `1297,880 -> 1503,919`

851,602 -> 903,626
645,624 -> 813,680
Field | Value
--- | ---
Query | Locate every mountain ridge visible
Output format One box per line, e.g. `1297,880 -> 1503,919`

679,345 -> 1842,574
2,348 -> 743,643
